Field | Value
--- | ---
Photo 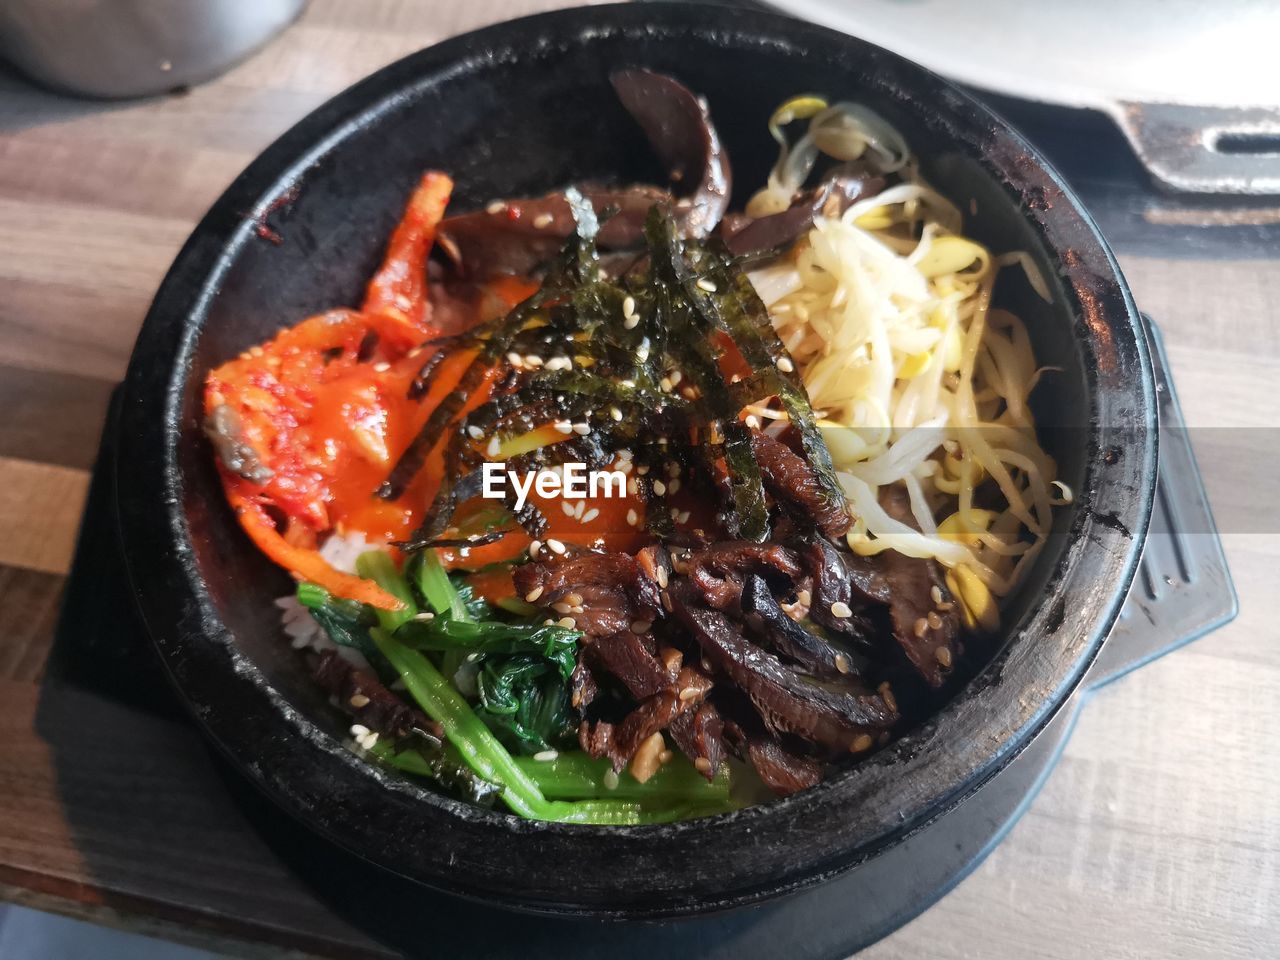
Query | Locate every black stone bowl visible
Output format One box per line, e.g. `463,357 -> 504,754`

115,2 -> 1157,920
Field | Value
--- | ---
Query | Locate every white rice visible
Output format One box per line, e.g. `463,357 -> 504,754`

277,530 -> 387,670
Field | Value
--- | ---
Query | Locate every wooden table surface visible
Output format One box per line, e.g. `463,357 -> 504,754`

1,1 -> 1276,956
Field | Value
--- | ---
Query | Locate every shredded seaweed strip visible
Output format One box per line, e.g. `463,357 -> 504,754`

385,191 -> 843,548
644,208 -> 770,540
678,236 -> 846,519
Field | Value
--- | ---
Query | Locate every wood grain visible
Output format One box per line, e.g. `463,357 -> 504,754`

0,366 -> 115,471
0,0 -> 1274,957
0,458 -> 89,576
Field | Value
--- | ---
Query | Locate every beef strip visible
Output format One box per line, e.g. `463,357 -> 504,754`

437,186 -> 673,279
606,667 -> 714,770
579,718 -> 622,767
512,551 -> 662,638
312,650 -> 435,738
437,70 -> 730,279
668,701 -> 727,780
722,172 -> 884,258
875,486 -> 962,688
670,584 -> 897,752
684,541 -> 802,612
749,429 -> 851,538
740,574 -> 856,679
609,69 -> 731,238
747,738 -> 823,796
569,656 -> 598,710
585,631 -> 671,700
805,539 -> 883,644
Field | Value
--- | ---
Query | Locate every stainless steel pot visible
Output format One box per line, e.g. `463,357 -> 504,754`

0,0 -> 307,98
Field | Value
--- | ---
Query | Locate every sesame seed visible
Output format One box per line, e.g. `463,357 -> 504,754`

620,379 -> 636,388
487,436 -> 501,457
486,200 -> 506,214
524,354 -> 543,367
524,586 -> 544,602
677,510 -> 692,524
529,540 -> 542,557
631,619 -> 653,634
618,459 -> 633,474
349,693 -> 370,708
572,422 -> 591,435
582,507 -> 600,523
879,681 -> 898,713
656,566 -> 668,588
850,734 -> 873,752
624,314 -> 640,330
935,645 -> 953,668
926,611 -> 943,630
506,351 -> 523,366
796,589 -> 812,606
574,500 -> 586,520
660,377 -> 673,392
603,769 -> 620,790
557,617 -> 577,629
372,361 -> 391,373
543,618 -> 555,626
636,464 -> 650,475
626,509 -> 639,526
636,338 -> 651,362
553,420 -> 573,434
622,295 -> 636,319
610,407 -> 623,421
776,356 -> 795,373
564,592 -> 584,607
561,501 -> 576,517
547,538 -> 566,554
350,724 -> 371,739
552,602 -> 573,614
830,601 -> 853,619
533,212 -> 554,228
694,757 -> 712,773
834,654 -> 850,674
467,425 -> 484,439
745,415 -> 761,429
532,750 -> 559,762
669,370 -> 683,386
412,611 -> 435,621
678,687 -> 699,702
913,617 -> 928,637
930,585 -> 943,605
695,278 -> 717,293
668,478 -> 681,495
652,480 -> 667,496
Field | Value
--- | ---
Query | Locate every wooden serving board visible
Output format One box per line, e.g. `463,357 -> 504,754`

1,1 -> 1277,956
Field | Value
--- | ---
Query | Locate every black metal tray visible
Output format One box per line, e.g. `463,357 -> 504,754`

53,315 -> 1233,957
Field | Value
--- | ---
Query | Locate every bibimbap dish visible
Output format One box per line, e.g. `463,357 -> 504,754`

203,71 -> 1071,824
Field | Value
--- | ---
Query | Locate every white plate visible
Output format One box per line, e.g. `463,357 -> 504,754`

765,0 -> 1280,193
